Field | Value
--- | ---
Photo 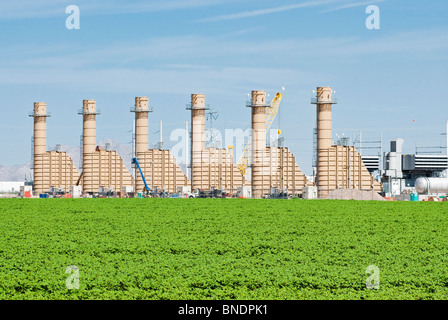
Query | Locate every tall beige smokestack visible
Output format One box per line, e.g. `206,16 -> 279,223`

313,87 -> 336,197
133,97 -> 151,193
80,100 -> 99,192
250,90 -> 268,199
31,102 -> 49,194
33,102 -> 48,156
190,94 -> 206,191
82,100 -> 97,155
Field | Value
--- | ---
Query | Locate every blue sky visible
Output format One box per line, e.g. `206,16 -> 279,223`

0,0 -> 447,176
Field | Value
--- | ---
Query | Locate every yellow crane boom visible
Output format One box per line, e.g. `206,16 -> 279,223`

237,92 -> 283,176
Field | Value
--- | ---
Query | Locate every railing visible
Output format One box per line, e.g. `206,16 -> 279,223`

77,109 -> 101,115
130,106 -> 154,113
311,97 -> 338,104
245,100 -> 271,107
29,111 -> 51,117
185,103 -> 210,110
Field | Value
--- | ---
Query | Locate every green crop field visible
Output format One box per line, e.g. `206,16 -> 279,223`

0,198 -> 447,300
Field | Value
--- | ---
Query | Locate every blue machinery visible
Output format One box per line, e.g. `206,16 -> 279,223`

131,157 -> 150,196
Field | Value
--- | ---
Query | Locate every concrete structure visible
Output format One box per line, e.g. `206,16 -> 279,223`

79,100 -> 133,194
251,145 -> 312,197
324,189 -> 386,201
34,151 -> 81,194
188,94 -> 243,193
248,91 -> 270,198
189,147 -> 242,192
134,149 -> 189,193
246,91 -> 312,198
32,103 -> 48,159
312,87 -> 382,198
30,103 -> 80,195
317,145 -> 382,198
190,94 -> 207,191
81,149 -> 134,194
31,102 -> 49,194
132,97 -> 152,193
81,100 -> 98,156
313,87 -> 336,196
132,97 -> 189,194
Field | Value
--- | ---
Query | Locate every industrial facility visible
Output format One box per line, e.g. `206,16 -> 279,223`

312,87 -> 382,199
26,87 -> 448,200
382,137 -> 448,200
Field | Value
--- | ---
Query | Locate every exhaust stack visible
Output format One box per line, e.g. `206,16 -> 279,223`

79,100 -> 100,191
81,100 -> 98,155
313,87 -> 337,197
132,97 -> 152,193
30,102 -> 50,194
32,102 -> 49,157
189,94 -> 207,191
249,90 -> 269,199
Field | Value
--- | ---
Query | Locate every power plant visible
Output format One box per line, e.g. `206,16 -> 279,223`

26,87 -> 448,200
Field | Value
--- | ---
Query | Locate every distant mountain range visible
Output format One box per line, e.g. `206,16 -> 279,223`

0,139 -> 188,182
0,162 -> 33,182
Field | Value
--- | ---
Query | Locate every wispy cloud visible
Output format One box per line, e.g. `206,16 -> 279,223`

320,0 -> 386,13
0,0 -> 234,20
197,0 -> 341,22
0,27 -> 446,93
1,26 -> 447,73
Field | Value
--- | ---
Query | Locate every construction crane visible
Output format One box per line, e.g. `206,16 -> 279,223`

237,92 -> 283,176
131,157 -> 151,197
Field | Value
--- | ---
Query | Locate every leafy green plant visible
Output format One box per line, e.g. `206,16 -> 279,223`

0,199 -> 447,300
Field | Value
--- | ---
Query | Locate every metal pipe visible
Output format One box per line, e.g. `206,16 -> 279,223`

415,177 -> 448,194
